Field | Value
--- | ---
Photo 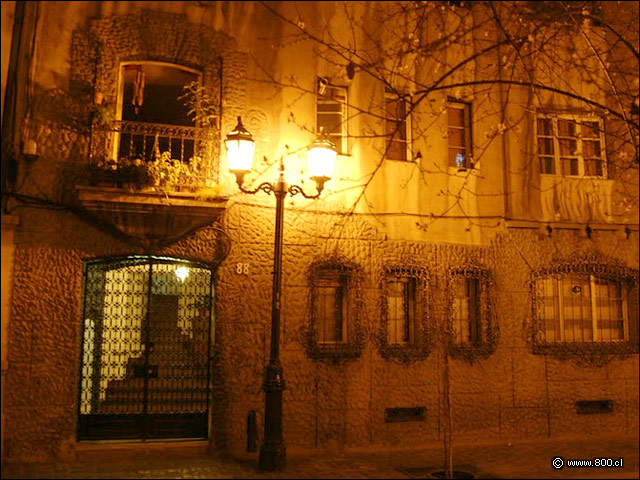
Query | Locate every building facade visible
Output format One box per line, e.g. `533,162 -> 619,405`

1,1 -> 638,463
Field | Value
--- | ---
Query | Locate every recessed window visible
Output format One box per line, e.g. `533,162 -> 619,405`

387,277 -> 417,343
448,267 -> 498,360
536,116 -> 606,177
380,267 -> 433,362
306,259 -> 365,362
452,276 -> 482,345
315,274 -> 347,343
317,79 -> 348,154
447,99 -> 472,169
385,90 -> 411,161
534,274 -> 637,343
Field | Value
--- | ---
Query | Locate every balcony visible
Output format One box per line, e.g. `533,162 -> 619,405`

77,119 -> 227,247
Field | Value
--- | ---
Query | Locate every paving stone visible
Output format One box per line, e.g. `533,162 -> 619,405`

1,435 -> 638,479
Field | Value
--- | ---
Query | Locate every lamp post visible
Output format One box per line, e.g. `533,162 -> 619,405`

225,116 -> 337,471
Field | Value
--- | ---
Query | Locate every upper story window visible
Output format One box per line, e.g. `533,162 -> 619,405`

521,1 -> 602,26
447,99 -> 473,169
317,78 -> 348,155
534,273 -> 638,344
536,115 -> 606,178
115,63 -> 201,163
385,90 -> 411,161
76,12 -> 224,188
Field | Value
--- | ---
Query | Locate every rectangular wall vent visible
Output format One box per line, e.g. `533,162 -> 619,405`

385,407 -> 426,423
575,400 -> 613,414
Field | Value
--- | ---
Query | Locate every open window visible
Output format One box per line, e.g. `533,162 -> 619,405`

114,62 -> 201,163
384,89 -> 412,161
317,78 -> 348,155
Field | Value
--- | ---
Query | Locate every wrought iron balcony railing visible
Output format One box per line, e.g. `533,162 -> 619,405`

89,119 -> 220,190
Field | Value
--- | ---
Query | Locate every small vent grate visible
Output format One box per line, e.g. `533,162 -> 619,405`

576,400 -> 613,415
385,406 -> 426,423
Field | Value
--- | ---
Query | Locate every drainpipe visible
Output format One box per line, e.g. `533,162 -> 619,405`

1,1 -> 39,212
497,41 -> 511,221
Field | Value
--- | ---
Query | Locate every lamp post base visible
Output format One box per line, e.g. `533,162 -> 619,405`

259,362 -> 286,471
259,441 -> 286,471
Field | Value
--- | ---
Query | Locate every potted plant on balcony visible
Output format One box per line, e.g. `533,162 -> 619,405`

147,151 -> 207,193
89,157 -> 150,189
88,151 -> 211,194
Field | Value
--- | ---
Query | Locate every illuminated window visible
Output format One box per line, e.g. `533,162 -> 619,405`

534,274 -> 638,344
385,90 -> 411,161
317,79 -> 348,154
447,99 -> 472,169
536,116 -> 606,177
315,274 -> 348,343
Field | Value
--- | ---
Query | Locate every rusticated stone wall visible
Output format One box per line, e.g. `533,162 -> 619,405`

4,200 -> 638,462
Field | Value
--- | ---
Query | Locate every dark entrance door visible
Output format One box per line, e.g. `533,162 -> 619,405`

77,257 -> 213,440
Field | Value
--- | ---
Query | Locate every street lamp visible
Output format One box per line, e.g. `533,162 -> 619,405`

225,116 -> 337,471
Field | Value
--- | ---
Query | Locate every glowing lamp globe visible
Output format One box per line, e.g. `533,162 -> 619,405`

225,116 -> 255,186
307,134 -> 337,193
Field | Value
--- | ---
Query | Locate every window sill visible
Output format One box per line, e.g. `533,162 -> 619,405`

448,166 -> 478,176
540,173 -> 610,180
386,158 -> 416,163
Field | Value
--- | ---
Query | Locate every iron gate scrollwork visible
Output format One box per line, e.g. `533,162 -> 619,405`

77,256 -> 214,440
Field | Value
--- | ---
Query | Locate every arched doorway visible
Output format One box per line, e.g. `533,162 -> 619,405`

77,256 -> 214,440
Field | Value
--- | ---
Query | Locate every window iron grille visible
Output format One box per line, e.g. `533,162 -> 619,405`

528,254 -> 639,365
379,264 -> 434,363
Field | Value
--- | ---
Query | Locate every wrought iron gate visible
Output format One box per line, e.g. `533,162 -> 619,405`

77,256 -> 213,440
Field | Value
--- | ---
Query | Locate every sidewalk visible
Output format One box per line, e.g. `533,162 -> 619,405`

1,434 -> 638,479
